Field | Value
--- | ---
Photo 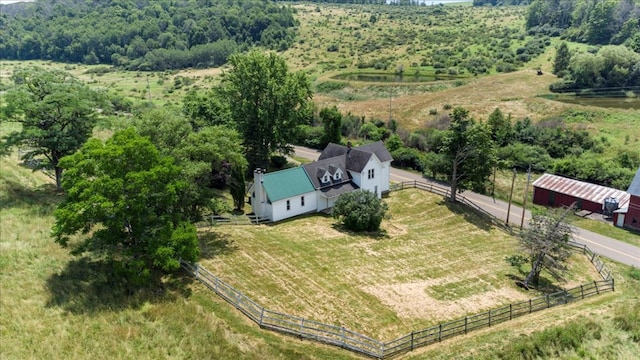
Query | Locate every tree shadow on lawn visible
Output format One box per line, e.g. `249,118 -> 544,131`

46,257 -> 195,315
440,199 -> 493,232
197,231 -> 238,259
506,273 -> 565,295
330,222 -> 390,240
0,178 -> 60,215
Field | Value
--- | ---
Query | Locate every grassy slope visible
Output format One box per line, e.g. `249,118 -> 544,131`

202,189 -> 602,341
0,149 -> 359,360
1,151 -> 638,359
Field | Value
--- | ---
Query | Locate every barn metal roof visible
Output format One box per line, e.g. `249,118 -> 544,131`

532,173 -> 630,208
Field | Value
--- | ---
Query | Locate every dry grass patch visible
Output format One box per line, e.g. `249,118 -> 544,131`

200,189 -> 601,340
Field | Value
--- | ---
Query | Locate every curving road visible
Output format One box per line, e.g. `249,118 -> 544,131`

294,145 -> 640,268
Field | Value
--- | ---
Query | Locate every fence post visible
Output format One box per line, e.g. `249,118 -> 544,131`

590,252 -> 596,262
300,319 -> 305,333
438,324 -> 442,342
594,280 -> 599,294
215,276 -> 219,292
580,284 -> 584,299
464,317 -> 468,334
488,310 -> 492,327
529,299 -> 532,313
546,294 -> 550,308
509,304 -> 512,320
410,331 -> 414,351
582,244 -> 587,254
259,308 -> 265,326
341,327 -> 346,347
195,263 -> 200,280
611,278 -> 615,291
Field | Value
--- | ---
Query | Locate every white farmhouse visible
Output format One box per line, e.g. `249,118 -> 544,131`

249,141 -> 393,222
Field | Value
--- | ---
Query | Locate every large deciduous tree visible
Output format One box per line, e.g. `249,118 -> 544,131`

216,50 -> 313,171
319,106 -> 342,148
519,206 -> 575,290
441,107 -> 496,202
0,66 -> 100,190
52,129 -> 199,284
134,107 -> 247,218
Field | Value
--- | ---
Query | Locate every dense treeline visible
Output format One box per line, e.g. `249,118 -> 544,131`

473,0 -> 531,6
298,106 -> 638,191
550,44 -> 640,93
0,0 -> 297,70
526,0 -> 640,51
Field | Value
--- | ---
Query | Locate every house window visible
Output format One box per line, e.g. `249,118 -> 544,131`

368,168 -> 375,179
286,200 -> 291,211
301,196 -> 305,207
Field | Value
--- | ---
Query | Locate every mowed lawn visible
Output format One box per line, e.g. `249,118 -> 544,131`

200,189 -> 601,340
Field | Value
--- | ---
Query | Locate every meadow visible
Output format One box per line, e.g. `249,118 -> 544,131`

2,2 -> 640,359
200,188 -> 602,341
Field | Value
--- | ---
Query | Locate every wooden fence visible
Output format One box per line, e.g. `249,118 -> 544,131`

181,261 -> 385,358
182,179 -> 616,359
182,257 -> 613,359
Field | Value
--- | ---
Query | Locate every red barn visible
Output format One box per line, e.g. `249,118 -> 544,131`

613,167 -> 640,231
532,173 -> 630,214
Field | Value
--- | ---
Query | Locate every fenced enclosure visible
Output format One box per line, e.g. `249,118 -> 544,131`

183,179 -> 616,358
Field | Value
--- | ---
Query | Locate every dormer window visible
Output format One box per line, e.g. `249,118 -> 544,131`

321,173 -> 330,183
333,168 -> 343,181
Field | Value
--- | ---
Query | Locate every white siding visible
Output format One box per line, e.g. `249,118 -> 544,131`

271,191 -> 318,222
359,158 -> 383,197
379,160 -> 391,193
316,193 -> 330,212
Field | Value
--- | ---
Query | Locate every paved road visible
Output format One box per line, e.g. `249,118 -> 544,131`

294,145 -> 640,268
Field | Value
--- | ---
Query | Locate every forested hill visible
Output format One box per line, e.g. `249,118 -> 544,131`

0,0 -> 297,70
526,0 -> 640,50
473,0 -> 531,5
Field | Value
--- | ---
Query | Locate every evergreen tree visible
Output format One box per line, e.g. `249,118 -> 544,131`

553,42 -> 571,77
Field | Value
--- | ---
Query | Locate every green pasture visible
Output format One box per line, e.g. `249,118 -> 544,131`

201,189 -> 602,340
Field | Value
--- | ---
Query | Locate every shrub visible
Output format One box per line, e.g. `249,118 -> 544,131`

332,190 -> 388,232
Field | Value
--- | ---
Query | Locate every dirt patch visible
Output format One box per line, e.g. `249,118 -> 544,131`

363,280 -> 529,322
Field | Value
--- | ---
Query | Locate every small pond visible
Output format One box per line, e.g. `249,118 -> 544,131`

331,73 -> 464,83
548,96 -> 640,110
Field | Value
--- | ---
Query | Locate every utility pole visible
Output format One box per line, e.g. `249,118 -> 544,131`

388,89 -> 392,121
491,166 -> 497,198
520,165 -> 531,230
506,168 -> 516,226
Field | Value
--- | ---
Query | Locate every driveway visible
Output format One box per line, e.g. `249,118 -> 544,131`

293,145 -> 640,268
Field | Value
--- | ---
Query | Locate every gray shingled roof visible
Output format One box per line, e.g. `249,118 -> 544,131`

320,182 -> 359,199
354,141 -> 393,163
318,142 -> 393,163
317,141 -> 392,173
628,167 -> 640,196
302,156 -> 351,190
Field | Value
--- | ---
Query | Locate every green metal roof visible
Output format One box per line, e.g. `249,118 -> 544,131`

262,167 -> 315,202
